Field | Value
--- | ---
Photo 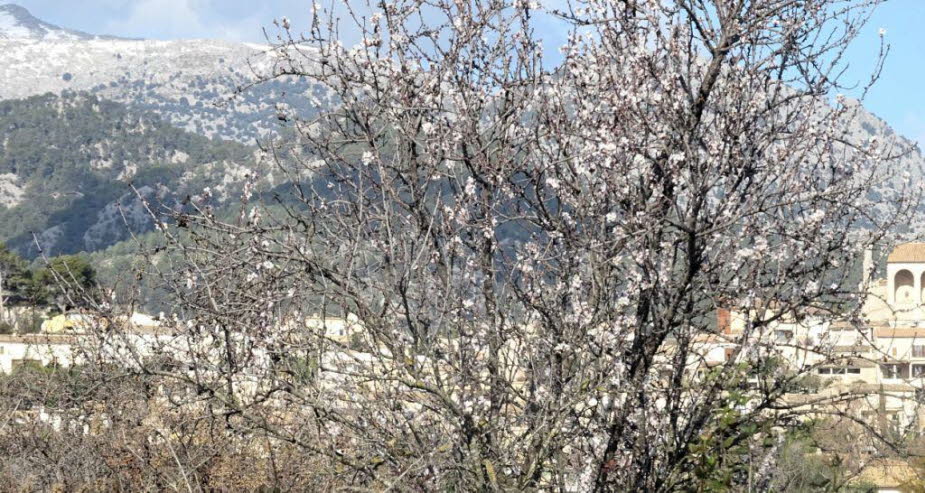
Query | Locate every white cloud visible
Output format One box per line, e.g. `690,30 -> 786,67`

9,0 -> 339,42
102,0 -> 267,41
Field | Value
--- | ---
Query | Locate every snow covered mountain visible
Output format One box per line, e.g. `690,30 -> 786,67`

0,4 -> 317,143
0,3 -> 125,41
0,3 -> 920,260
0,5 -> 320,256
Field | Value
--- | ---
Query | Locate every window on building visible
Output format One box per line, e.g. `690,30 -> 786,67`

914,346 -> 925,358
896,269 -> 915,301
774,330 -> 792,343
847,368 -> 861,374
914,365 -> 925,377
882,364 -> 903,379
818,367 -> 832,375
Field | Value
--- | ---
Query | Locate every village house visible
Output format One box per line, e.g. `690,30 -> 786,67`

698,243 -> 925,491
0,311 -> 165,373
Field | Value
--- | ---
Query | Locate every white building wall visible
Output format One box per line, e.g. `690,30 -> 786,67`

0,339 -> 75,373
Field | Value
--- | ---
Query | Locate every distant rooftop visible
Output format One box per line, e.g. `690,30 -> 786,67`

887,243 -> 925,263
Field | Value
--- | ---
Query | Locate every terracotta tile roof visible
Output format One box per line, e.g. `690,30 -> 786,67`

0,334 -> 77,344
782,383 -> 916,405
888,243 -> 925,263
874,328 -> 925,338
852,382 -> 916,392
818,357 -> 878,368
844,357 -> 878,368
832,345 -> 873,353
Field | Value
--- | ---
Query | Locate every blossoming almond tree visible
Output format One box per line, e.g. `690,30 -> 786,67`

66,0 -> 925,490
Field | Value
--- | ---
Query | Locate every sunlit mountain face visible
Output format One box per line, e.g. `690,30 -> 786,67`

0,3 -> 127,41
0,4 -> 322,143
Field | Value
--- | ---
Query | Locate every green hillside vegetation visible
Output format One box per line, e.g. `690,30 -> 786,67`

86,201 -> 300,312
86,230 -> 171,312
0,243 -> 96,319
0,92 -> 256,257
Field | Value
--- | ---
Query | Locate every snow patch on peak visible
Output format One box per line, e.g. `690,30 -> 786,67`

0,3 -> 125,41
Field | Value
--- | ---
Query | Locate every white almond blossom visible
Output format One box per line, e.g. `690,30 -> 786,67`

75,0 -> 923,491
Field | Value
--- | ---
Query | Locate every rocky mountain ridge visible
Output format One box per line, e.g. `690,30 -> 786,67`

0,3 -> 126,41
0,92 -> 263,257
0,4 -> 319,143
0,4 -> 921,262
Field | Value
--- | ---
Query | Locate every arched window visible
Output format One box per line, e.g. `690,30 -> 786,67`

919,271 -> 925,304
896,269 -> 915,303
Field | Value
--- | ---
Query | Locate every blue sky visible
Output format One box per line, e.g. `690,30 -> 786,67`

6,0 -> 925,145
846,1 -> 925,145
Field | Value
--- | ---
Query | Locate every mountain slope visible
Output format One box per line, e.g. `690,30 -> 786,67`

0,5 -> 320,143
0,92 -> 260,256
0,4 -> 125,41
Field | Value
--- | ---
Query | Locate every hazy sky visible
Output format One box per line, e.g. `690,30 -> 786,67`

7,0 -> 307,42
5,0 -> 925,145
